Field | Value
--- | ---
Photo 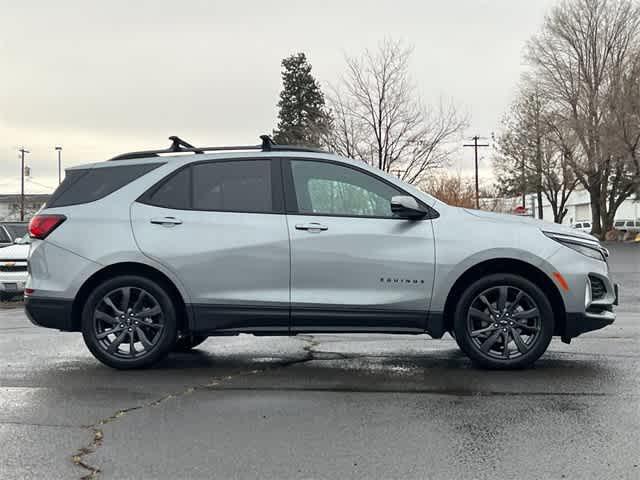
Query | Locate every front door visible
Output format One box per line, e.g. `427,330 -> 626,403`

131,158 -> 290,333
284,159 -> 435,333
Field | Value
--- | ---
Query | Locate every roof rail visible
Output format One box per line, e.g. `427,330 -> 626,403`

109,135 -> 325,161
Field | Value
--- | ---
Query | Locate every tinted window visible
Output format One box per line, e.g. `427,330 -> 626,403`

47,163 -> 163,208
615,221 -> 624,226
192,161 -> 273,212
626,221 -> 634,227
0,227 -> 9,243
3,224 -> 27,238
584,222 -> 591,228
146,167 -> 190,209
290,160 -> 402,217
574,223 -> 582,228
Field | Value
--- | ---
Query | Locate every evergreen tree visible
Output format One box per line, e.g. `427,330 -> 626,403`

273,53 -> 329,147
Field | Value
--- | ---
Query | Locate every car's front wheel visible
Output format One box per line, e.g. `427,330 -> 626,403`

453,273 -> 554,369
81,275 -> 178,369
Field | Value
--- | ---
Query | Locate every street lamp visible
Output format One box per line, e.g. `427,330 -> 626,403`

18,147 -> 30,221
55,146 -> 63,184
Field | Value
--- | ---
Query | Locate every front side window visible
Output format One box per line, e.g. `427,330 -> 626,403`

290,160 -> 402,218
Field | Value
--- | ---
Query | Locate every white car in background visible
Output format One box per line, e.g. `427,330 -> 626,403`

613,219 -> 640,233
0,235 -> 29,301
572,221 -> 592,233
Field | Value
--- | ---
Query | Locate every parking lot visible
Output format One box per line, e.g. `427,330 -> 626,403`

0,243 -> 638,479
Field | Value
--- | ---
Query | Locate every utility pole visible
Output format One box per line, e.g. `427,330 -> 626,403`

55,146 -> 63,184
18,147 -> 30,221
463,136 -> 490,209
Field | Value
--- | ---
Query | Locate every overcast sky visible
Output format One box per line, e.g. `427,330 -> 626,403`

0,0 -> 557,193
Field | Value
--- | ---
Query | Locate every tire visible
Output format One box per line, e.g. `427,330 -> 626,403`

453,273 -> 554,369
81,275 -> 178,369
173,335 -> 208,352
448,329 -> 469,355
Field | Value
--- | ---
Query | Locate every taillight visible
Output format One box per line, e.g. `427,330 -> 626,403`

29,214 -> 66,239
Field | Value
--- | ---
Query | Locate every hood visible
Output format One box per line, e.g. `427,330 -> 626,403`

461,208 -> 598,241
0,243 -> 30,260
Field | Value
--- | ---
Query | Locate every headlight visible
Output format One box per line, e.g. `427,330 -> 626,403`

543,231 -> 606,262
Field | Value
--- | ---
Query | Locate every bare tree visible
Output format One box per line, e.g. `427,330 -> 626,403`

324,39 -> 468,185
420,173 -> 476,208
526,0 -> 640,236
494,82 -> 579,223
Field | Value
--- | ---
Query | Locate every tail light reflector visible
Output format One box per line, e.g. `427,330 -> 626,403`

29,214 -> 66,239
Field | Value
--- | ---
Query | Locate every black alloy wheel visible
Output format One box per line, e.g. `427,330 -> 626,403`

453,273 -> 554,369
82,275 -> 177,369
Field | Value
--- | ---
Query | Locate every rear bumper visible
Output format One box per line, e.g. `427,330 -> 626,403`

24,296 -> 76,331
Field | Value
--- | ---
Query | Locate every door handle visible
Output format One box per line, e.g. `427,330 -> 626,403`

150,216 -> 183,226
295,222 -> 328,232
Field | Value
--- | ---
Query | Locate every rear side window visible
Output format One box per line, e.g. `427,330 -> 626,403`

47,163 -> 163,208
142,160 -> 277,213
145,167 -> 190,209
574,223 -> 582,228
0,227 -> 9,243
192,161 -> 272,212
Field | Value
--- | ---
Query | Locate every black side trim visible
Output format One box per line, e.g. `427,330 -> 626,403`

291,306 -> 426,332
191,304 -> 289,334
25,297 -> 75,331
564,312 -> 614,338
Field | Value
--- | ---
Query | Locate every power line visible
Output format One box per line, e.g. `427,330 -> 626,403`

463,136 -> 490,209
18,147 -> 30,221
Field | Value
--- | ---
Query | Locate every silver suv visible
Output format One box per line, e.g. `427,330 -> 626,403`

25,136 -> 618,369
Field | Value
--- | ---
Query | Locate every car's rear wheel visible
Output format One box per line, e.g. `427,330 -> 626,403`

173,335 -> 208,352
453,273 -> 554,369
81,275 -> 177,369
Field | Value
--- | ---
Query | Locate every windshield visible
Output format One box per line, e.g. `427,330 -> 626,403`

4,224 -> 28,239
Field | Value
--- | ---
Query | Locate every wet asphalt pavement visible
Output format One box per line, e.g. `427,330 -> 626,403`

0,244 -> 638,479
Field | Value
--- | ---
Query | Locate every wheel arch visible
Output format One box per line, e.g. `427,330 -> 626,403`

70,262 -> 190,332
441,258 -> 566,336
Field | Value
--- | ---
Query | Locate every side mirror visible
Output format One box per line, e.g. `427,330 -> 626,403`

14,237 -> 22,244
391,195 -> 428,220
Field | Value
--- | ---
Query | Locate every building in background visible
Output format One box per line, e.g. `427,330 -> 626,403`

481,188 -> 639,227
532,189 -> 639,226
0,194 -> 50,221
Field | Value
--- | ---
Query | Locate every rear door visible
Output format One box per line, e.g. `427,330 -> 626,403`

131,158 -> 290,333
283,158 -> 436,333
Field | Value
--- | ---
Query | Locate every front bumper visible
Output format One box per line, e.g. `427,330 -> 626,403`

562,281 -> 618,340
563,310 -> 615,339
0,270 -> 28,294
24,296 -> 76,331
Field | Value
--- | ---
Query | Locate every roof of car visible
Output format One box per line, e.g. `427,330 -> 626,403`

108,135 -> 325,161
64,134 -> 442,208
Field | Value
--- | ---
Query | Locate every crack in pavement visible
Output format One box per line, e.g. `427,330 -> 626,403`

70,335 -> 318,480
